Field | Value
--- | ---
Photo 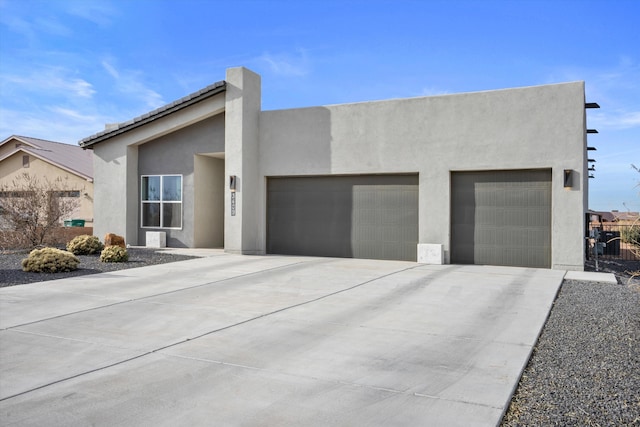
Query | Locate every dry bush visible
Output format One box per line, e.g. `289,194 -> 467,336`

21,247 -> 80,273
0,173 -> 82,248
100,246 -> 129,263
624,164 -> 640,281
67,234 -> 103,255
624,216 -> 640,283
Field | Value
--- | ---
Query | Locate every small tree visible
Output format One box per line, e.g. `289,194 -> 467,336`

0,172 -> 82,248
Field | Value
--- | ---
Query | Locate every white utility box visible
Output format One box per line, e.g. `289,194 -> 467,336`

146,231 -> 166,248
417,243 -> 444,264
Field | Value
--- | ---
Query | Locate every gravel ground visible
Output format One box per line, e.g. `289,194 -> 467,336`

0,247 -> 198,287
502,263 -> 640,426
1,249 -> 638,424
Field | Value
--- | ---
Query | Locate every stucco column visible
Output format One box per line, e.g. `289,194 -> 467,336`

92,142 -> 138,245
125,145 -> 139,246
224,67 -> 262,254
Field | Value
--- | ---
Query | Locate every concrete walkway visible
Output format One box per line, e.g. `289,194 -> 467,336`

0,254 -> 568,426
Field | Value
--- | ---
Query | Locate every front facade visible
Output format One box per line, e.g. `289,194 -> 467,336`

81,67 -> 590,270
0,135 -> 94,227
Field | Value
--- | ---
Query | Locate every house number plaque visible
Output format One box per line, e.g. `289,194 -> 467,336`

231,191 -> 236,216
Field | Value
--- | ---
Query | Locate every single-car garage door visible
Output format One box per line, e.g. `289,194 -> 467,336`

267,175 -> 418,261
451,169 -> 551,268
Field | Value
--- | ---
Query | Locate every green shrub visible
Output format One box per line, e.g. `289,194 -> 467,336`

22,247 -> 80,273
66,235 -> 104,255
100,245 -> 129,263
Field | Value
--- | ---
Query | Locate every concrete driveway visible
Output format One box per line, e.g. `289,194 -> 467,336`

0,253 -> 565,426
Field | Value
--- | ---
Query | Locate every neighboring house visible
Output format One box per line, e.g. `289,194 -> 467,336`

589,210 -> 616,223
611,210 -> 639,223
589,210 -> 640,224
80,67 -> 592,270
0,135 -> 94,227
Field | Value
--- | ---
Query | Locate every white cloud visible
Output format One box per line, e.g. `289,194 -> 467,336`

0,68 -> 95,99
125,80 -> 164,110
101,60 -> 119,79
0,107 -> 105,145
0,13 -> 36,43
101,59 -> 164,110
65,78 -> 95,98
0,5 -> 73,45
34,16 -> 72,37
259,49 -> 310,77
66,1 -> 117,27
420,86 -> 449,96
550,58 -> 640,132
48,106 -> 97,122
590,110 -> 640,131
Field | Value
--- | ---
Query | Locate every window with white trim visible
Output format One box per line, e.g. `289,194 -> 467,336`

141,175 -> 182,228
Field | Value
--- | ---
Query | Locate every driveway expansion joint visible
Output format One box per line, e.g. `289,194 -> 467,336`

1,257 -> 565,425
1,261 -> 424,403
1,259 -> 314,331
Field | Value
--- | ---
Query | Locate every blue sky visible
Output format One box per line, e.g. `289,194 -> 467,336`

0,0 -> 638,211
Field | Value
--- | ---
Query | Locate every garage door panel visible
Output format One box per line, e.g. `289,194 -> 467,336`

267,175 -> 418,261
451,170 -> 551,268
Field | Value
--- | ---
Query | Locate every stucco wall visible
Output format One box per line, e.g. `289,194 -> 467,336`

92,141 -> 137,244
90,93 -> 225,246
257,82 -> 587,270
88,68 -> 586,269
0,142 -> 19,158
138,114 -> 224,247
0,153 -> 94,225
194,155 -> 225,247
224,67 -> 262,254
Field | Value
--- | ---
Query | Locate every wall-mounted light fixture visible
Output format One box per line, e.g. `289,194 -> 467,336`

563,169 -> 573,188
229,175 -> 237,192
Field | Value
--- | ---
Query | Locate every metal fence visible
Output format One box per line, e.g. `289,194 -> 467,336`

588,223 -> 640,261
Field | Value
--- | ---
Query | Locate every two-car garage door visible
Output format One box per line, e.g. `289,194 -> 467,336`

267,175 -> 419,261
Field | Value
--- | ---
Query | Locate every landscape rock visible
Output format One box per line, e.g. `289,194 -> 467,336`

104,233 -> 125,248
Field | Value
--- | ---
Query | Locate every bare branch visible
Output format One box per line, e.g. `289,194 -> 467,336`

0,172 -> 83,248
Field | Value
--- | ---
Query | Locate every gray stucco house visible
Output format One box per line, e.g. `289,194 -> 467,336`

80,67 -> 593,270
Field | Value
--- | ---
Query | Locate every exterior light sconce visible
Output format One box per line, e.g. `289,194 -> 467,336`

229,175 -> 237,192
563,169 -> 573,188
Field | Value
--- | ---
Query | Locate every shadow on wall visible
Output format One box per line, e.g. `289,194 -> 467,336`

266,175 -> 419,261
267,176 -> 354,258
450,170 -> 552,268
260,107 -> 333,176
137,115 -> 225,248
262,106 -> 337,257
262,106 -> 420,262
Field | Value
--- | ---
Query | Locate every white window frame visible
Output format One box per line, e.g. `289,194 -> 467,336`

140,174 -> 183,229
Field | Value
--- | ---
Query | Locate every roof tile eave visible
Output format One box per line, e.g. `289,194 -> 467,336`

79,80 -> 226,147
